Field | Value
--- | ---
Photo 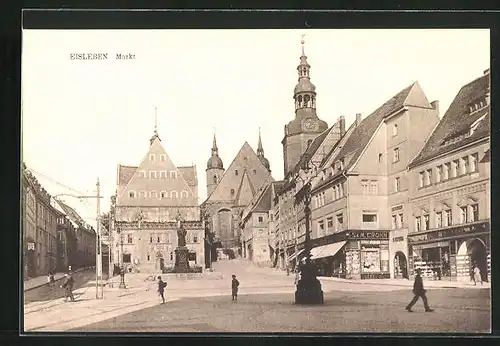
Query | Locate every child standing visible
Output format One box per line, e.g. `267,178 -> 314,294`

231,274 -> 239,301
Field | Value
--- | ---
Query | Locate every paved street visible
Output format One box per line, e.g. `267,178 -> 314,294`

23,259 -> 491,333
70,288 -> 490,333
24,269 -> 98,304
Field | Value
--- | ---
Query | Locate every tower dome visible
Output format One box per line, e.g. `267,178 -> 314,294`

206,134 -> 224,170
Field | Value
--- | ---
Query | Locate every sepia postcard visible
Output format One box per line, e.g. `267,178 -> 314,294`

20,12 -> 491,334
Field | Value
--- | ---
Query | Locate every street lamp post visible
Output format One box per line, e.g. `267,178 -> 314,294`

53,177 -> 104,300
294,158 -> 324,305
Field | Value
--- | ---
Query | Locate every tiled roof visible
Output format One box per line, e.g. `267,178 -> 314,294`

337,83 -> 415,171
410,73 -> 490,167
253,183 -> 272,213
118,165 -> 137,186
178,166 -> 197,186
55,199 -> 86,227
481,148 -> 490,163
286,128 -> 330,180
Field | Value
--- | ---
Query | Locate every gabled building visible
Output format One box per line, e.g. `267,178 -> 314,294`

55,199 -> 96,269
201,132 -> 273,251
112,126 -> 204,273
240,179 -> 273,265
407,69 -> 490,282
307,81 -> 440,279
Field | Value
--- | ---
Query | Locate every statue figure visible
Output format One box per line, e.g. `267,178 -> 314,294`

177,224 -> 187,247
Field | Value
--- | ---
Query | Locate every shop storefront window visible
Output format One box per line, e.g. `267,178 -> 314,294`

412,246 -> 451,279
361,246 -> 381,273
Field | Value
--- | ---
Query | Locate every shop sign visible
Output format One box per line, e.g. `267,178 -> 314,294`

408,222 -> 490,243
347,230 -> 389,240
391,205 -> 403,212
27,242 -> 35,251
393,236 -> 404,242
361,273 -> 390,279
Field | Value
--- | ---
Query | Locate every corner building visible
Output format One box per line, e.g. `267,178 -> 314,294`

308,81 -> 440,279
407,69 -> 491,282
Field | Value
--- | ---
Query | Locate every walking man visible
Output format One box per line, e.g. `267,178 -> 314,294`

60,272 -> 75,302
231,274 -> 239,301
406,269 -> 433,312
157,276 -> 167,304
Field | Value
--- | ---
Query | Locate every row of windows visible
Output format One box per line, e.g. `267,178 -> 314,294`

149,154 -> 167,162
414,204 -> 479,231
419,153 -> 479,188
317,213 -> 344,236
361,180 -> 379,195
125,232 -> 200,244
128,190 -> 189,199
138,170 -> 178,179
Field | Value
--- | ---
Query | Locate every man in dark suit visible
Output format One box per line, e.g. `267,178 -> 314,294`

406,268 -> 434,312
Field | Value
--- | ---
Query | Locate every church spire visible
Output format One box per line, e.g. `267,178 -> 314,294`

211,130 -> 219,156
207,129 -> 224,170
149,106 -> 161,145
257,127 -> 264,157
256,128 -> 271,172
294,34 -> 316,112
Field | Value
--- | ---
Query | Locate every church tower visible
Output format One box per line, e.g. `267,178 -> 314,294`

206,133 -> 225,197
256,128 -> 271,173
282,35 -> 328,176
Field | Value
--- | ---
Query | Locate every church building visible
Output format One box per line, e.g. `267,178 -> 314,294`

201,131 -> 273,252
111,120 -> 205,273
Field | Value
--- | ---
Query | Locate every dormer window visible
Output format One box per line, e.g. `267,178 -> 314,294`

469,114 -> 486,136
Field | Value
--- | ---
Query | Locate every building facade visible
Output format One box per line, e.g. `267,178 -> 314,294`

407,69 -> 491,282
23,167 -> 59,278
111,129 -> 205,273
240,181 -> 273,265
296,81 -> 440,279
54,199 -> 97,269
201,132 -> 273,252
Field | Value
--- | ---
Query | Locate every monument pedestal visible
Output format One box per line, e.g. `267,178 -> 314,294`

174,246 -> 190,273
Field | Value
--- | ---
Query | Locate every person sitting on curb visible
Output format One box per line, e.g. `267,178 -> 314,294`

406,269 -> 433,312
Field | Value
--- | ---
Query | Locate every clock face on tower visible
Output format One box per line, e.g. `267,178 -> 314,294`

303,118 -> 317,131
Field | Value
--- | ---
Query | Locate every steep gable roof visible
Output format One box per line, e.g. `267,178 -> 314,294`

117,165 -> 137,186
178,166 -> 197,186
204,142 -> 273,203
410,72 -> 490,167
116,137 -> 197,207
234,170 -> 256,207
253,183 -> 272,212
337,82 -> 416,171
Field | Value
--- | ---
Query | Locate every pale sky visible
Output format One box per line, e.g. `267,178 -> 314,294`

21,29 -> 490,226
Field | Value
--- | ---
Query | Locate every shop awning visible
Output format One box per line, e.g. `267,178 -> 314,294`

310,241 -> 347,260
287,249 -> 305,262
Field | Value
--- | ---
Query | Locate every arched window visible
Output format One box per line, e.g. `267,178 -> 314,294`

213,175 -> 217,184
171,190 -> 178,198
170,252 -> 173,261
304,95 -> 310,107
307,139 -> 313,147
298,95 -> 303,108
230,189 -> 235,196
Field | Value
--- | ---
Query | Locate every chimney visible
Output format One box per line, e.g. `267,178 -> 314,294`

339,115 -> 346,136
355,113 -> 362,126
430,100 -> 439,114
